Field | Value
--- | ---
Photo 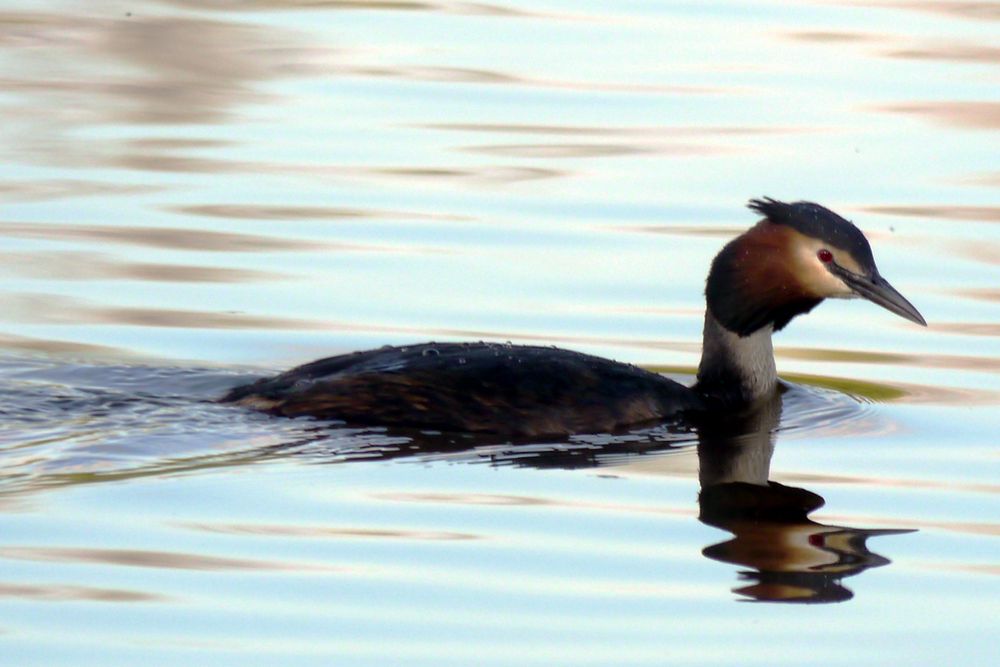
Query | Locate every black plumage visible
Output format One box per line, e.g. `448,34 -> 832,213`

222,342 -> 704,437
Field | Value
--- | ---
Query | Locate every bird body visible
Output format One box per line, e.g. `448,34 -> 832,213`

222,342 -> 702,436
222,198 -> 926,436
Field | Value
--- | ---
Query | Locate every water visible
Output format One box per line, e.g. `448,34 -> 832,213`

1,0 -> 998,664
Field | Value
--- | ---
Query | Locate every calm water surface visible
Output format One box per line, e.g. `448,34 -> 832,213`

0,1 -> 998,665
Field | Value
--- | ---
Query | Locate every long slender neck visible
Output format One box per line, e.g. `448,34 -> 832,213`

695,310 -> 777,407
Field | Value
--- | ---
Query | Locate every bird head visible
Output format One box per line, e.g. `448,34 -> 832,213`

705,198 -> 926,337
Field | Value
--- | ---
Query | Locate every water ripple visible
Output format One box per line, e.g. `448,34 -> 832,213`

0,581 -> 166,603
0,546 -> 336,572
170,204 -> 470,221
0,221 -> 322,252
0,251 -> 292,284
178,521 -> 482,541
874,101 -> 1000,130
853,1 -> 1000,22
864,204 -> 1000,222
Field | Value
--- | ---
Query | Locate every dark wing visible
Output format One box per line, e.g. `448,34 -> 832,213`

221,342 -> 702,436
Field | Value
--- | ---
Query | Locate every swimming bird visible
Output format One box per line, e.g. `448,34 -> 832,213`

221,198 -> 925,436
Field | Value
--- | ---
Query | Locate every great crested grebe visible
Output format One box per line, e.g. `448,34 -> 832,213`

222,198 -> 926,436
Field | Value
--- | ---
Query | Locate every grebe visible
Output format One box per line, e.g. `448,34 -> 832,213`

222,198 -> 925,435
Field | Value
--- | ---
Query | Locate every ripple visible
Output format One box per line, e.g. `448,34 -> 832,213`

886,42 -> 1000,64
0,333 -> 130,358
931,322 -> 1000,337
178,521 -> 481,541
362,164 -> 567,182
0,179 -> 161,202
951,287 -> 1000,302
874,101 -> 1000,130
0,546 -> 335,572
948,239 -> 1000,265
418,122 -> 807,137
160,0 -> 565,19
371,491 -> 693,518
348,64 -> 729,95
0,293 -> 331,330
787,29 -> 1000,65
169,204 -> 469,221
0,581 -> 166,603
0,219 -> 431,254
0,220 -> 322,252
962,171 -> 1000,187
0,359 -> 338,496
620,224 -> 745,237
129,138 -> 235,150
864,204 -> 1000,222
180,0 -> 442,10
91,141 -> 571,181
786,30 -> 883,43
777,345 -> 1000,375
114,154 -> 570,181
817,512 -> 1000,535
856,1 -> 1000,22
0,13 -> 328,134
778,381 -> 888,434
760,367 -> 999,407
0,251 -> 292,284
925,563 -> 1000,575
460,142 -> 728,158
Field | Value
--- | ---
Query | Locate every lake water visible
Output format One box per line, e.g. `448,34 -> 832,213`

1,1 -> 998,664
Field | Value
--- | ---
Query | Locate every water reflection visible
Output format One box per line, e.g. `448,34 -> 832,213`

433,122 -> 800,161
0,220 -> 322,252
787,29 -> 1000,65
886,43 -> 1000,64
859,1 -> 1000,22
0,581 -> 164,603
695,392 -> 908,603
865,204 -> 1000,222
171,204 -> 469,221
0,545 -> 334,572
417,122 -> 803,136
344,63 -> 722,95
0,356 -> 908,604
160,0 -> 554,18
275,386 -> 908,603
0,251 -> 291,283
0,179 -> 160,201
179,521 -> 481,541
965,172 -> 1000,187
875,101 -> 1000,130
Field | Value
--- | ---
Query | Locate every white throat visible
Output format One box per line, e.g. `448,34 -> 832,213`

696,311 -> 777,404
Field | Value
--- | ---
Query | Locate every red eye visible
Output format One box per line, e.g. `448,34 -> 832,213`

817,249 -> 833,263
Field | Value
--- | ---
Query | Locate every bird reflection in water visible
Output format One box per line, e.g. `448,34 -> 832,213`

695,390 -> 911,603
300,385 -> 910,605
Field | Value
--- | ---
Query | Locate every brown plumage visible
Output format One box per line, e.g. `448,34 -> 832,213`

706,222 -> 822,336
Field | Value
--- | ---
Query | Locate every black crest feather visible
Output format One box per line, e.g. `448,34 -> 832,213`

747,197 -> 876,273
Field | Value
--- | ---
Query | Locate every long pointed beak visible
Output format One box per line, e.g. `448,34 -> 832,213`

839,270 -> 927,326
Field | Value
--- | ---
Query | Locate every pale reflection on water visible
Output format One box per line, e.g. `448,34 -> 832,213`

0,0 -> 998,665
